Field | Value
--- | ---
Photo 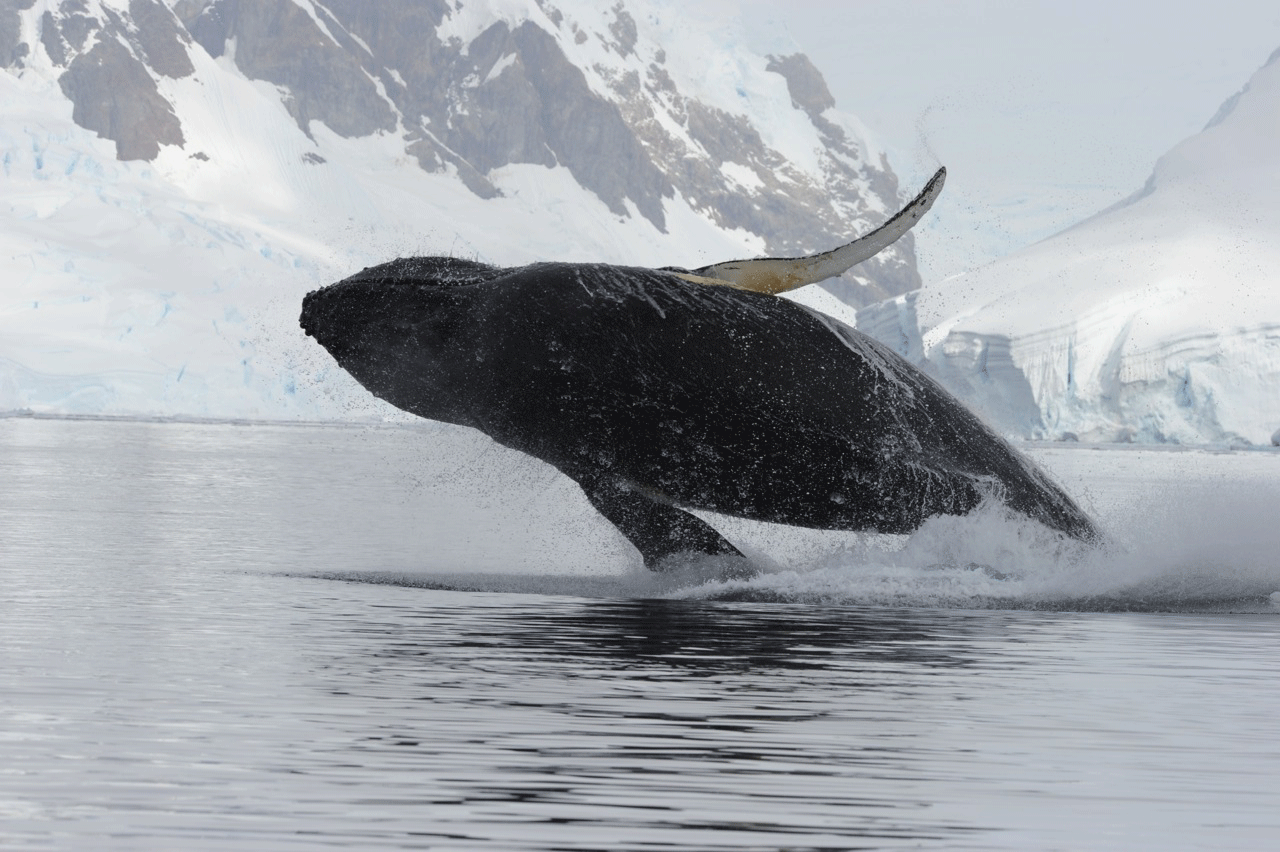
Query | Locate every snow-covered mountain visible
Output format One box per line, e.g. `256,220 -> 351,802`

861,47 -> 1280,447
1,0 -> 916,418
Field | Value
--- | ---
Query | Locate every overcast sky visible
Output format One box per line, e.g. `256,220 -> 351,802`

736,1 -> 1280,283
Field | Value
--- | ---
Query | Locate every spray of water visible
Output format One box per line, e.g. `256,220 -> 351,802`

672,475 -> 1280,612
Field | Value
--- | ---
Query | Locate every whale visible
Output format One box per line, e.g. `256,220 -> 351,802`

300,167 -> 1099,568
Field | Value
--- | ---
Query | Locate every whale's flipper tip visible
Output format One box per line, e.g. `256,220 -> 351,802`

684,164 -> 949,294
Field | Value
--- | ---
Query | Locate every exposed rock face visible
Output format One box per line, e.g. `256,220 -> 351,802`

184,0 -> 396,139
21,0 -> 190,160
127,0 -> 195,78
58,34 -> 185,160
3,0 -> 923,305
0,1 -> 36,68
767,52 -> 834,115
420,18 -> 672,225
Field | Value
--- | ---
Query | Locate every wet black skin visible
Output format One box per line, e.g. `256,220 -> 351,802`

300,256 -> 1099,568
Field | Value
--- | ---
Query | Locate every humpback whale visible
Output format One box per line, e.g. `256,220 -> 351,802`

301,168 -> 1099,568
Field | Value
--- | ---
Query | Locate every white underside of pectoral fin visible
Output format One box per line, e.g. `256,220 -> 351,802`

682,166 -> 947,295
667,264 -> 798,294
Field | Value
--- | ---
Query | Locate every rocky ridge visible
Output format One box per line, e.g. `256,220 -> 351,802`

4,0 -> 920,306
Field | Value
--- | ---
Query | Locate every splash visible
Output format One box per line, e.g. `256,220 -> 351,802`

673,485 -> 1280,612
317,485 -> 1280,613
309,443 -> 1280,614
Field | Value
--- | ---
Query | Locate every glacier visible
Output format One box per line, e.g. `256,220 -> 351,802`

863,47 -> 1280,447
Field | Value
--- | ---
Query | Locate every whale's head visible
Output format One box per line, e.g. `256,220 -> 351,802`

301,279 -> 401,362
301,257 -> 499,425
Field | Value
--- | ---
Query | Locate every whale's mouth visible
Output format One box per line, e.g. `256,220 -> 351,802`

299,283 -> 372,357
299,289 -> 320,338
299,286 -> 349,350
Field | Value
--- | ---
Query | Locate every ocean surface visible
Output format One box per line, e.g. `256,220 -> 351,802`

3,417 -> 1279,850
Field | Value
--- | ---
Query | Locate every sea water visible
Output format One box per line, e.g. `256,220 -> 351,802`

2,417 -> 1279,850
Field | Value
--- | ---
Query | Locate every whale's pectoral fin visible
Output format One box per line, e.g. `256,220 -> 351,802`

667,166 -> 946,295
569,472 -> 742,571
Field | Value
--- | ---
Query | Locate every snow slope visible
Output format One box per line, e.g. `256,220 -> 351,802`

0,0 -> 902,419
868,47 -> 1280,446
0,61 -> 745,418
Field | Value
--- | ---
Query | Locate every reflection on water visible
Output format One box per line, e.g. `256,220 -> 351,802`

315,599 -> 1014,848
360,597 -> 998,673
2,418 -> 1279,850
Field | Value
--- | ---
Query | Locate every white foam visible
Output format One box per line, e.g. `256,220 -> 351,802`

661,447 -> 1280,612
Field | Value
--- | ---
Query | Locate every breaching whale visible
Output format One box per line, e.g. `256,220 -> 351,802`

300,167 -> 1099,568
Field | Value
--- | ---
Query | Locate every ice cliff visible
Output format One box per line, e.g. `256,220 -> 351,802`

863,47 -> 1280,446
